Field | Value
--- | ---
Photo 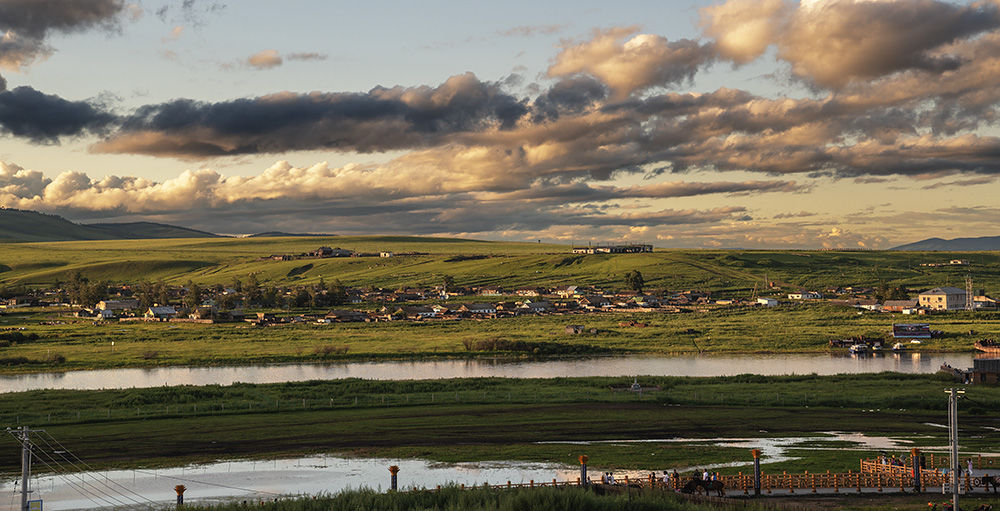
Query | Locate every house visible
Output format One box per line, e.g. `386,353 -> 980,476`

255,312 -> 277,324
519,301 -> 553,313
578,295 -> 612,309
893,323 -> 932,339
144,306 -> 177,320
312,247 -> 353,258
974,295 -> 999,310
325,309 -> 368,322
787,291 -> 822,300
968,358 -> 1000,384
756,297 -> 779,307
477,286 -> 504,296
459,303 -> 497,315
391,305 -> 437,319
97,299 -> 140,311
4,296 -> 38,308
918,287 -> 968,311
882,299 -> 918,313
553,285 -> 579,298
515,288 -> 543,297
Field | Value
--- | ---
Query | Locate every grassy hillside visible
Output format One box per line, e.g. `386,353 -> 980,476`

0,236 -> 999,294
0,209 -> 117,242
0,209 -> 220,242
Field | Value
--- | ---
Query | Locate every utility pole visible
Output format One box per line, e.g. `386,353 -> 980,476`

8,426 -> 41,511
946,388 -> 965,511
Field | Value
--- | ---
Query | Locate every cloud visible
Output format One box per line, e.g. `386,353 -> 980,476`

0,0 -> 131,70
163,25 -> 184,42
0,86 -> 116,142
701,0 -> 1000,88
498,25 -> 565,37
547,27 -> 715,98
287,52 -> 327,62
247,49 -> 282,69
93,73 -> 528,158
155,0 -> 225,28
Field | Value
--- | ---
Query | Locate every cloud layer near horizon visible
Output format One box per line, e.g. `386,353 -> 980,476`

4,0 -> 1000,247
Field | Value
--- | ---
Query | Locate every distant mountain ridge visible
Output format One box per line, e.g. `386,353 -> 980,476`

0,208 -> 222,242
891,235 -> 1000,251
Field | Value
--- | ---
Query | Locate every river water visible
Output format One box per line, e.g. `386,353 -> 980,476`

0,352 -> 976,393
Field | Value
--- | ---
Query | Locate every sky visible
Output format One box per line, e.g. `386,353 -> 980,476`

1,0 -> 1000,248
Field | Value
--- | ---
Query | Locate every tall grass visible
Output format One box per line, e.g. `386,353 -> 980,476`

203,486 -> 764,511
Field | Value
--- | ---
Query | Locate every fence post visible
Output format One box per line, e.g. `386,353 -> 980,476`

811,473 -> 816,493
388,465 -> 399,491
751,449 -> 761,496
834,472 -> 839,493
529,480 -> 533,488
785,471 -> 792,493
912,448 -> 921,492
877,472 -> 882,492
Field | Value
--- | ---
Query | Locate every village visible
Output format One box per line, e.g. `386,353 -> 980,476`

1,263 -> 996,328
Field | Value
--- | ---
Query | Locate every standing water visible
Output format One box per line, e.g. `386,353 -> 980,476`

0,353 -> 976,393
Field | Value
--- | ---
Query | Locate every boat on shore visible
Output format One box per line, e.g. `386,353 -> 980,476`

974,339 -> 1000,355
891,343 -> 908,352
849,344 -> 869,354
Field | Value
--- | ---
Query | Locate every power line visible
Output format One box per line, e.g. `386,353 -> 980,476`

7,432 -> 122,510
34,432 -> 157,509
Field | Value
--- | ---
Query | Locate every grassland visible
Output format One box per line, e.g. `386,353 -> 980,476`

1,236 -> 999,294
2,304 -> 999,373
1,375 -> 998,476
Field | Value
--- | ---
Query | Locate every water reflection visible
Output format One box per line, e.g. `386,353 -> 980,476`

0,456 -> 577,511
0,352 -> 976,394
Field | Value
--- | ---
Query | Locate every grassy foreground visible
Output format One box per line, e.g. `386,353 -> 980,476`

3,305 -> 999,373
2,374 -> 998,476
196,487 -> 1000,511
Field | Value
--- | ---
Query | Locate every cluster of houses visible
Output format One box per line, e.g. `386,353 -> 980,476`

61,285 -> 712,325
833,287 -> 997,313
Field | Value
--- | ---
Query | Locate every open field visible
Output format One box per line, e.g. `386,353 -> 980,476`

1,236 -> 999,293
2,305 -> 999,373
2,375 -> 998,476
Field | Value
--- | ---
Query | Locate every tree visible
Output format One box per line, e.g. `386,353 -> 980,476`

293,288 -> 312,308
624,270 -> 645,293
327,279 -> 347,305
184,281 -> 202,310
442,275 -> 455,293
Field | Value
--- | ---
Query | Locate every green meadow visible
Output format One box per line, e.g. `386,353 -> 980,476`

1,236 -> 999,293
2,304 -> 999,372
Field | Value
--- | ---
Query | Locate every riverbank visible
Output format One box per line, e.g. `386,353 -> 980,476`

2,374 -> 998,476
2,305 -> 997,374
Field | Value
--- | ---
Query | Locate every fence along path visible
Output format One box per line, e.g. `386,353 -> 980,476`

425,452 -> 1000,496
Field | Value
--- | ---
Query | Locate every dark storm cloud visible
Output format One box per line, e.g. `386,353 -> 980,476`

0,0 -> 127,38
532,76 -> 608,121
93,73 -> 529,158
0,86 -> 116,142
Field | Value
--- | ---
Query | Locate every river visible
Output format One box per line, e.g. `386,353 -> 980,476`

0,352 -> 976,393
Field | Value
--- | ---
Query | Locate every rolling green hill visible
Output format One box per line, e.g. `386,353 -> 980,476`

0,209 -> 220,242
0,235 -> 998,294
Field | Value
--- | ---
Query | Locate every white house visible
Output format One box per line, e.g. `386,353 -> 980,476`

757,297 -> 779,307
787,291 -> 821,300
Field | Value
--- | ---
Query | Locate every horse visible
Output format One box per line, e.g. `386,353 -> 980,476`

680,479 -> 725,497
